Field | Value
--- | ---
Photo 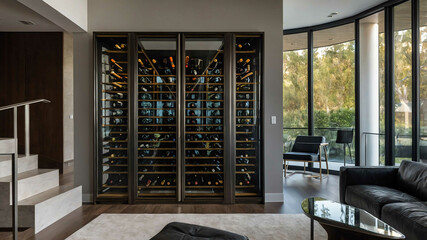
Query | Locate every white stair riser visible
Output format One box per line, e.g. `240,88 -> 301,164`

34,186 -> 82,233
0,138 -> 16,155
0,186 -> 82,233
0,155 -> 38,178
0,170 -> 60,204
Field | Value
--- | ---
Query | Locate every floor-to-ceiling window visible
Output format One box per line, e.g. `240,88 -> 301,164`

420,0 -> 427,161
313,24 -> 356,170
394,1 -> 413,165
283,33 -> 308,168
283,0 -> 424,170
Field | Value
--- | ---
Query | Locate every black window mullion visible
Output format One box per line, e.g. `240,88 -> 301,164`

412,0 -> 420,162
355,20 -> 361,166
385,6 -> 395,166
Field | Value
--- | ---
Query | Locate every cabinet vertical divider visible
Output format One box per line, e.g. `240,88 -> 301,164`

224,33 -> 235,203
179,34 -> 186,202
177,33 -> 183,202
93,35 -> 100,204
129,33 -> 137,204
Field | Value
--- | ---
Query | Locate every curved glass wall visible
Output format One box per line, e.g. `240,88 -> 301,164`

313,23 -> 355,170
283,0 -> 425,169
283,33 -> 308,168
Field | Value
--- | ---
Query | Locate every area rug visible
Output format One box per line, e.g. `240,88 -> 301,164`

66,214 -> 327,240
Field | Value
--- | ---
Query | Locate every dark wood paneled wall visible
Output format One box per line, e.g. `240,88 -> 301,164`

0,32 -> 64,171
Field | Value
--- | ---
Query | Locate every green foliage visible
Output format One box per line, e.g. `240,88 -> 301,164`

283,41 -> 355,129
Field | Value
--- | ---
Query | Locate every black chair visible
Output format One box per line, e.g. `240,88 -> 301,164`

336,129 -> 353,166
283,136 -> 329,179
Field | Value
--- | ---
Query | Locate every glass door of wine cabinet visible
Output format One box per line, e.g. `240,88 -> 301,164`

136,35 -> 178,199
183,36 -> 226,200
234,35 -> 262,198
96,35 -> 129,200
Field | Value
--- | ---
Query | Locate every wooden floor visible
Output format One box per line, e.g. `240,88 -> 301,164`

0,171 -> 339,240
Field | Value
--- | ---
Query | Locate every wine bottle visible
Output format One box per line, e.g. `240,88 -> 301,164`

208,93 -> 221,100
140,109 -> 152,116
151,176 -> 159,186
215,174 -> 223,185
140,118 -> 153,124
114,43 -> 127,50
140,101 -> 152,108
193,174 -> 199,185
187,102 -> 197,108
138,58 -> 145,68
110,92 -> 125,99
210,77 -> 222,83
110,118 -> 127,125
188,110 -> 198,116
170,56 -> 175,69
242,42 -> 252,50
207,101 -> 221,108
162,93 -> 174,100
111,109 -> 125,116
110,59 -> 123,71
145,177 -> 152,187
163,102 -> 174,108
111,101 -> 124,108
185,56 -> 190,68
109,70 -> 123,81
139,93 -> 152,100
237,157 -> 250,164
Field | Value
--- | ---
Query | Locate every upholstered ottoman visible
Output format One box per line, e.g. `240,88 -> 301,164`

150,222 -> 249,240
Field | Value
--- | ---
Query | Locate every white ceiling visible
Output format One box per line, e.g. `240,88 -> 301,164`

283,0 -> 388,30
0,0 -> 61,31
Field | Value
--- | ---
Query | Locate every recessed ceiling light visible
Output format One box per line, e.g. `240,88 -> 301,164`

19,20 -> 34,25
327,12 -> 338,18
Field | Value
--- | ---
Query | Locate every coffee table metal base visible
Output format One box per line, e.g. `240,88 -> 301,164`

319,223 -> 401,240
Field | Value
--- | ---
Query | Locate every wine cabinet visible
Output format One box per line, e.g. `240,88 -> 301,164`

234,35 -> 262,198
95,35 -> 130,200
94,33 -> 263,203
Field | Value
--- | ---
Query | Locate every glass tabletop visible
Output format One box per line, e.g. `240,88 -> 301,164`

301,197 -> 405,239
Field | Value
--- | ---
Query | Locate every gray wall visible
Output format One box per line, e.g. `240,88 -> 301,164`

74,0 -> 284,202
63,32 -> 74,162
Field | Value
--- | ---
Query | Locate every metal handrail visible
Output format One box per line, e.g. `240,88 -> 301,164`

0,99 -> 50,111
0,99 -> 50,240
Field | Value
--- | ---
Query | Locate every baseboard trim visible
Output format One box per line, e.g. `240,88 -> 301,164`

265,193 -> 284,202
83,193 -> 92,203
84,193 -> 283,203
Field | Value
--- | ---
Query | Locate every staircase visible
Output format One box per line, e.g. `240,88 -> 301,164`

0,101 -> 82,236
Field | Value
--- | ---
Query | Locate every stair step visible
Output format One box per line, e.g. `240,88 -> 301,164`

0,169 -> 59,205
0,185 -> 82,234
0,154 -> 38,178
0,138 -> 15,154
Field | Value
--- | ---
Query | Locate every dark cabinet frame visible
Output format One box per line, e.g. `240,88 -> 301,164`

93,32 -> 264,204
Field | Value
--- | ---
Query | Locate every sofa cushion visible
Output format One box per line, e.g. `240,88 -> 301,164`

382,202 -> 427,240
283,152 -> 319,161
345,185 -> 419,218
397,160 -> 427,201
150,222 -> 249,240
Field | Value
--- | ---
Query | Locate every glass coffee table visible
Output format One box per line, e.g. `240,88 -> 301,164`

301,197 -> 405,240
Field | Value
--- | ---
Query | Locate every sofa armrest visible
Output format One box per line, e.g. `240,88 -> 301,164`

339,166 -> 399,203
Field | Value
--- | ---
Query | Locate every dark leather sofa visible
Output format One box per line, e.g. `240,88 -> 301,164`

339,160 -> 427,240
